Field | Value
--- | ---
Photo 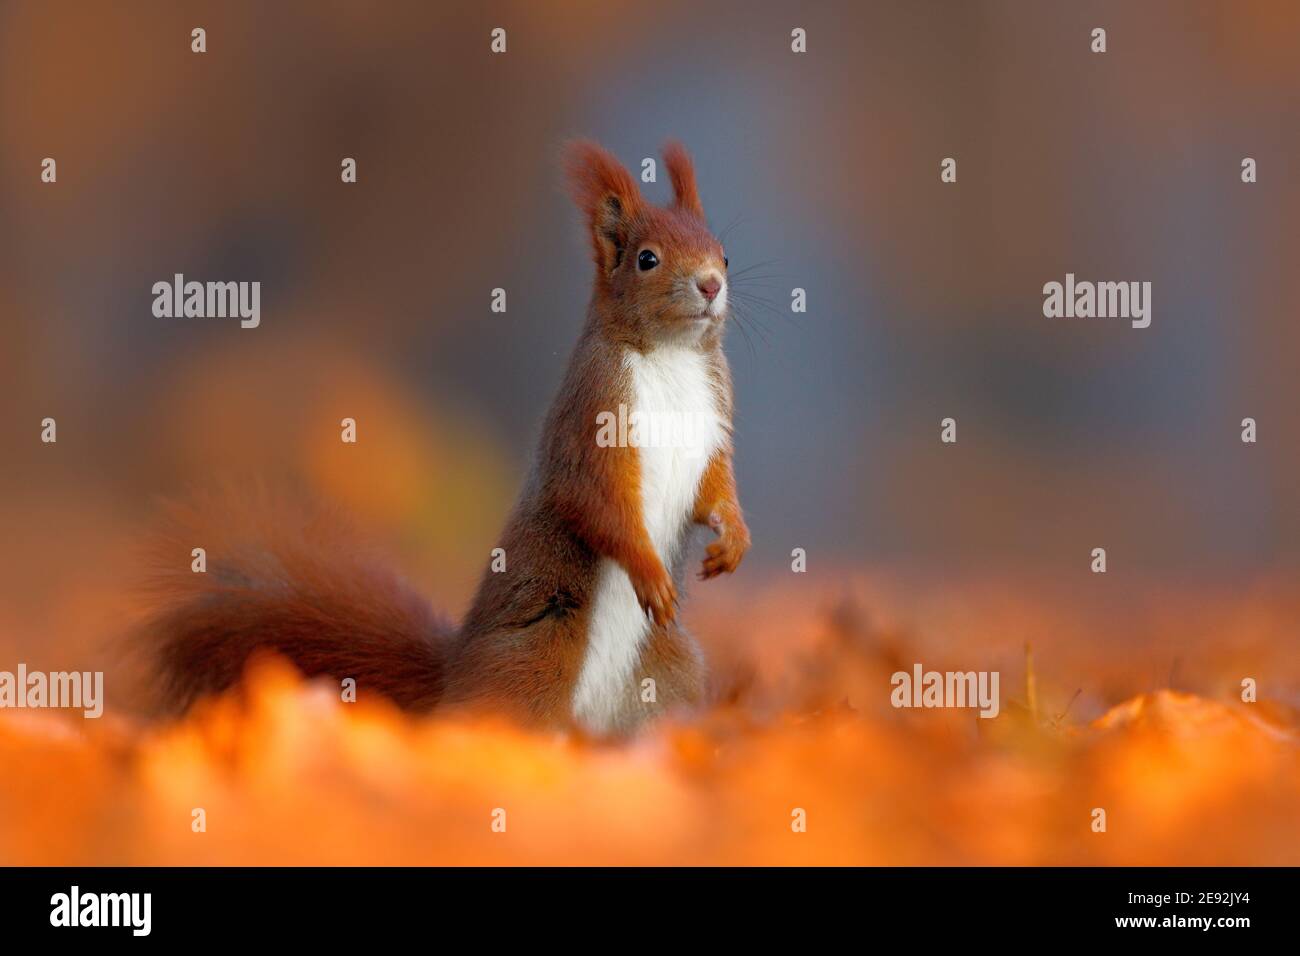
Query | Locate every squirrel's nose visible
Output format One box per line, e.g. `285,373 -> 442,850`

698,276 -> 722,302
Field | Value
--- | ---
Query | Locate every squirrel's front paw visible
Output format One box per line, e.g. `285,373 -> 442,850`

630,559 -> 677,627
699,510 -> 750,580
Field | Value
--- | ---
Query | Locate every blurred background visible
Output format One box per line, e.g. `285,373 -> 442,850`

1,0 -> 1299,867
1,0 -> 1298,705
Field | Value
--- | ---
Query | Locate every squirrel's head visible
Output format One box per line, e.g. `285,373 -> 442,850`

566,139 -> 727,341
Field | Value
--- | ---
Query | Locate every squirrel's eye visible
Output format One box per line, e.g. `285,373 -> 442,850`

637,250 -> 659,271
723,256 -> 729,268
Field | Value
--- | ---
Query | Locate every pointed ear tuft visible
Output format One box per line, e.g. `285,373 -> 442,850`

565,140 -> 644,274
662,140 -> 704,219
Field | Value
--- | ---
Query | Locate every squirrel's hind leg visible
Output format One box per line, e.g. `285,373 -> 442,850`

628,624 -> 707,727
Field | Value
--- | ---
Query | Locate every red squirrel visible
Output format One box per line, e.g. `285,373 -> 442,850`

145,140 -> 749,735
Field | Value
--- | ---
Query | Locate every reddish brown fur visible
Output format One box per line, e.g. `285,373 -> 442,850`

140,486 -> 449,714
143,141 -> 749,734
662,140 -> 704,218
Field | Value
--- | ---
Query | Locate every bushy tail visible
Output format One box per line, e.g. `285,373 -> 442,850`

138,486 -> 451,715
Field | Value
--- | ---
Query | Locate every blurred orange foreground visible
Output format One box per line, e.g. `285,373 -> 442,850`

2,596 -> 1297,865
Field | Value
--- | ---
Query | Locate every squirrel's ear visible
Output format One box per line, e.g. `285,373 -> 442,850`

662,140 -> 704,219
565,140 -> 644,274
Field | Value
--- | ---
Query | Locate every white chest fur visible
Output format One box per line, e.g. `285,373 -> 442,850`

571,344 -> 726,732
